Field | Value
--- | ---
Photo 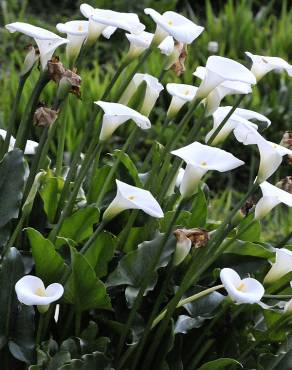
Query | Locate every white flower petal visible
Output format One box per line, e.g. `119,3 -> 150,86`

144,8 -> 204,44
102,26 -> 117,39
95,101 -> 151,141
158,35 -> 174,56
196,56 -> 256,99
264,249 -> 292,284
15,275 -> 64,306
6,22 -> 68,69
166,83 -> 198,119
103,180 -> 164,221
220,268 -> 264,304
246,51 -> 292,81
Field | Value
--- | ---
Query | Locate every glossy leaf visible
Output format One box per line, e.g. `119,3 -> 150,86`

39,174 -> 64,223
187,187 -> 208,228
27,228 -> 69,285
199,358 -> 243,369
0,149 -> 25,228
64,248 -> 111,312
112,149 -> 142,187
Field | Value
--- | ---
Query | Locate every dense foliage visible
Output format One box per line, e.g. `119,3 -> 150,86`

0,1 -> 292,370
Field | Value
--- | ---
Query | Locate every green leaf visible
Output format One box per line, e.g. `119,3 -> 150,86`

199,358 -> 243,369
187,187 -> 208,228
84,231 -> 117,278
160,210 -> 191,233
107,233 -> 176,293
59,351 -> 112,370
22,171 -> 45,217
0,247 -> 35,363
87,165 -> 114,204
27,228 -> 69,285
237,214 -> 261,241
39,174 -> 64,223
0,149 -> 26,228
64,248 -> 111,312
223,239 -> 274,259
174,315 -> 204,334
57,205 -> 100,245
112,149 -> 142,187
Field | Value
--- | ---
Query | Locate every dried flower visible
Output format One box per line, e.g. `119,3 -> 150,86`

280,131 -> 292,163
276,176 -> 292,193
47,56 -> 66,83
34,105 -> 58,127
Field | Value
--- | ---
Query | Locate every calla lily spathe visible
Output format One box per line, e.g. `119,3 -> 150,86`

102,180 -> 164,222
195,56 -> 256,100
80,4 -> 117,44
158,35 -> 174,56
264,249 -> 292,285
171,142 -> 244,198
15,275 -> 64,313
255,181 -> 292,220
245,52 -> 292,81
194,66 -> 252,115
56,20 -> 88,61
126,31 -> 154,60
166,83 -> 198,119
80,3 -> 145,44
5,22 -> 68,70
95,101 -> 151,141
233,124 -> 292,183
119,73 -> 163,116
144,8 -> 204,45
0,129 -> 38,154
220,268 -> 264,304
206,106 -> 271,145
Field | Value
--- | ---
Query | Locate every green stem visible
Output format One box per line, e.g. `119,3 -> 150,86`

80,221 -> 106,255
75,310 -> 81,337
55,102 -> 68,176
14,71 -> 50,150
116,197 -> 186,363
1,73 -> 29,158
186,339 -> 215,370
151,285 -> 224,329
36,314 -> 45,346
49,143 -> 103,242
96,126 -> 139,207
130,262 -> 175,370
206,95 -> 244,145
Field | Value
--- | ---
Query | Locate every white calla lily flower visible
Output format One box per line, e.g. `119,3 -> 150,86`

264,249 -> 292,284
95,101 -> 151,141
166,83 -> 198,119
158,35 -> 174,56
15,275 -> 64,313
0,129 -> 38,155
126,31 -> 154,59
5,22 -> 68,70
103,179 -> 164,222
144,8 -> 204,45
82,4 -> 145,38
206,106 -> 270,145
195,56 -> 256,100
233,124 -> 292,183
56,20 -> 88,61
119,73 -> 163,116
220,268 -> 264,304
194,66 -> 252,115
245,52 -> 292,81
171,142 -> 244,198
255,181 -> 292,220
80,4 -> 117,44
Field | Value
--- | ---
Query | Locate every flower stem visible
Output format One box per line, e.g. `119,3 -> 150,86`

206,95 -> 245,145
36,314 -> 45,346
151,285 -> 224,329
49,143 -> 103,242
95,126 -> 139,207
14,71 -> 50,151
0,73 -> 29,158
115,197 -> 186,364
74,310 -> 82,337
55,101 -> 68,177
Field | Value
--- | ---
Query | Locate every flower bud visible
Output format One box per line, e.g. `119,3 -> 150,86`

21,45 -> 39,76
34,105 -> 58,127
